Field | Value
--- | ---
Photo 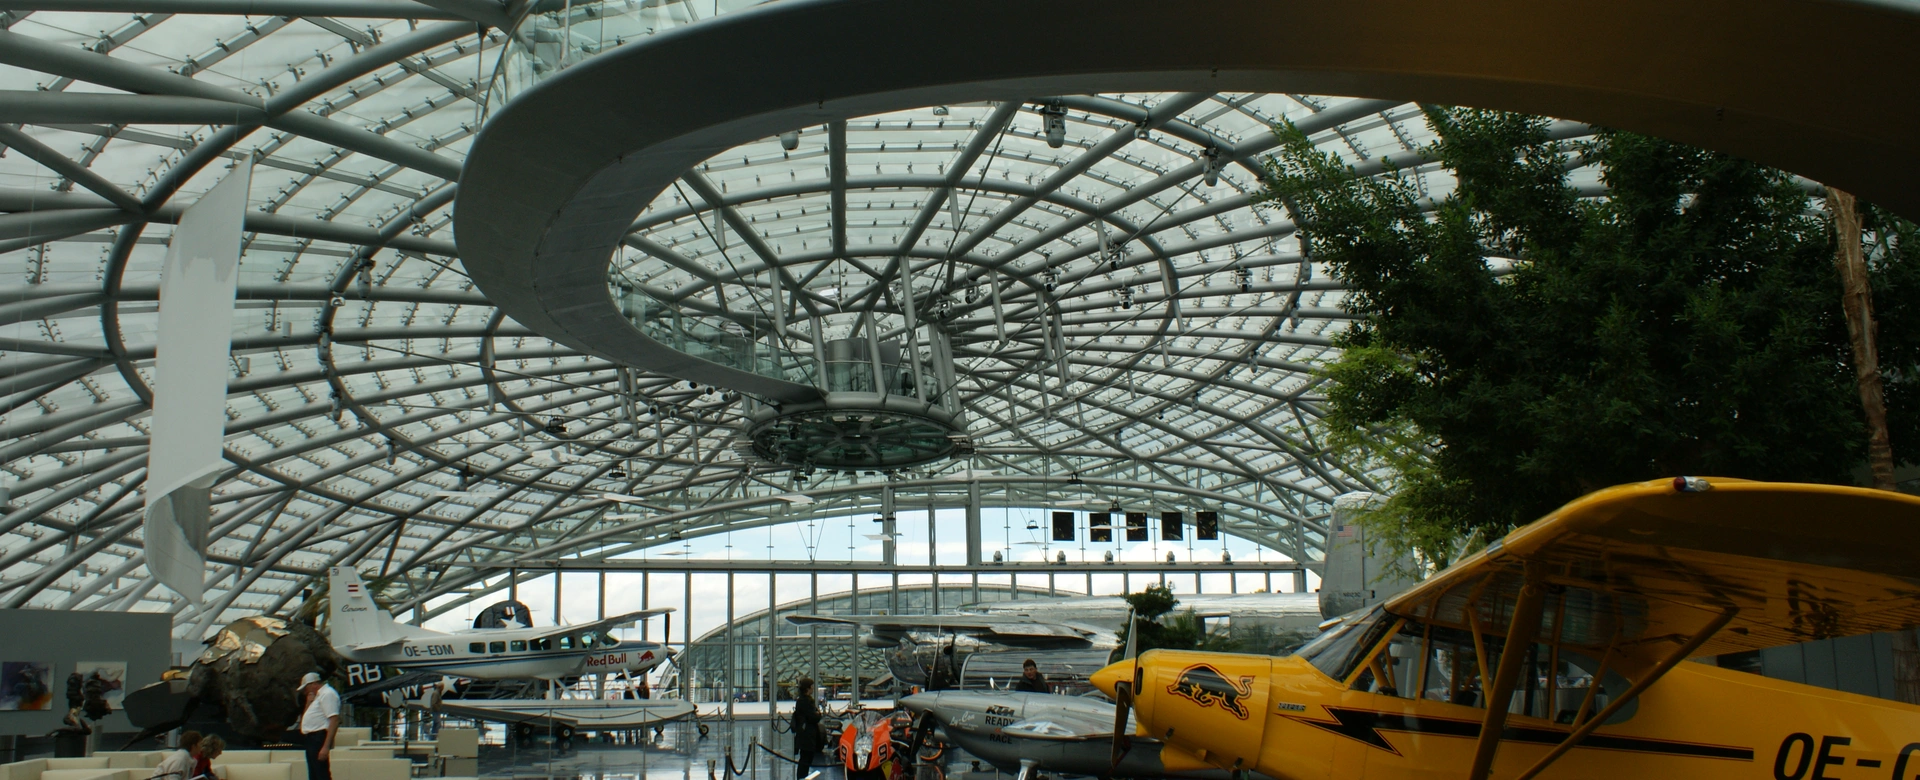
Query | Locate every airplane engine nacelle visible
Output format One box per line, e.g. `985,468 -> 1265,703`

862,632 -> 904,648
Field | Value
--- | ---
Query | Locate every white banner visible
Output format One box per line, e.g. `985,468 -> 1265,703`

145,163 -> 251,603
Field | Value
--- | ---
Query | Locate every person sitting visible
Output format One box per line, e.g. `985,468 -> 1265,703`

1012,659 -> 1051,694
190,736 -> 224,780
149,731 -> 202,780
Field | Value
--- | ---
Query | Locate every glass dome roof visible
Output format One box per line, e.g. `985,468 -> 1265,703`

0,1 -> 1563,633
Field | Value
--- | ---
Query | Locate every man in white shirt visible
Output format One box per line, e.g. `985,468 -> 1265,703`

148,731 -> 201,780
296,672 -> 341,780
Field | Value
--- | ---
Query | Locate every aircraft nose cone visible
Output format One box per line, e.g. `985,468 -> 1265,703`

898,692 -> 938,715
1091,659 -> 1131,697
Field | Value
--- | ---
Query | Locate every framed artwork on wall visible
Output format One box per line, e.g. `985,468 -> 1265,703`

74,661 -> 127,708
0,661 -> 52,710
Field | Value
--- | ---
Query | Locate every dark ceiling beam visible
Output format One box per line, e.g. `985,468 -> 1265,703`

0,0 -> 474,19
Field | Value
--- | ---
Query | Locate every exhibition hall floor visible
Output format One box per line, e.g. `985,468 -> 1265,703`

474,721 -> 979,780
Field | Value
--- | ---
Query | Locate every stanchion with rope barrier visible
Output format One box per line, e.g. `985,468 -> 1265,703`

708,737 -> 806,780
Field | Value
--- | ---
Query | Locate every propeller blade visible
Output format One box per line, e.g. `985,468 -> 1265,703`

1111,607 -> 1142,774
905,711 -> 932,770
1109,680 -> 1134,773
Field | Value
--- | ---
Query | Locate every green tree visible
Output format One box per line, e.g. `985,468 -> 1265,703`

1261,107 -> 1914,565
1108,585 -> 1239,662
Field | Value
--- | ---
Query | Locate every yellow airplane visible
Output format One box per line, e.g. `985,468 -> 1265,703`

1092,477 -> 1920,780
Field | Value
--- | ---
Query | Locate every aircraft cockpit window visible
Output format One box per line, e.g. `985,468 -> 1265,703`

1393,621 -> 1637,725
1296,607 -> 1395,682
509,640 -> 526,652
1350,625 -> 1421,698
601,637 -> 619,649
531,638 -> 553,651
1546,650 -> 1637,725
488,641 -> 505,653
580,631 -> 599,648
1416,624 -> 1485,706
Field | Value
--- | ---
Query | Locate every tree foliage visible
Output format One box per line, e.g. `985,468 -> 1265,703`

1108,585 -> 1240,662
1261,107 -> 1917,565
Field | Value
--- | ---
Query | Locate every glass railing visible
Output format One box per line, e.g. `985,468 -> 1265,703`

822,360 -> 944,405
612,281 -> 816,386
611,277 -> 954,404
484,0 -> 777,121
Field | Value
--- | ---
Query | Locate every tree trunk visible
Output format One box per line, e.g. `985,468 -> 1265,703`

1828,187 -> 1898,491
1827,186 -> 1920,702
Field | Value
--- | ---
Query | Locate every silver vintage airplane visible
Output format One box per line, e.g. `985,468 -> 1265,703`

900,689 -> 1277,780
327,566 -> 674,680
788,592 -> 1324,691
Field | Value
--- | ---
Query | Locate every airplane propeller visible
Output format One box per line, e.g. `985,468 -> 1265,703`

1110,608 -> 1143,773
903,710 -> 934,771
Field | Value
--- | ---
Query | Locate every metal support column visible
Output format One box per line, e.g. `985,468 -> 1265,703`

850,573 -> 862,708
882,484 -> 897,566
808,572 -> 820,689
682,571 -> 692,702
596,572 -> 606,699
768,573 -> 778,703
965,480 -> 983,566
726,571 -> 736,721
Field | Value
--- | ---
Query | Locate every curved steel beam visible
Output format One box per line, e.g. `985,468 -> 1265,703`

458,0 -> 1920,411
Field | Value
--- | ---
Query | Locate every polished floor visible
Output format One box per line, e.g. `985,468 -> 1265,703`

473,721 -> 994,780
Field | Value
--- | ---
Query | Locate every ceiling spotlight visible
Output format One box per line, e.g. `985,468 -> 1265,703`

1221,550 -> 1233,565
1040,101 -> 1067,149
1043,268 -> 1059,292
1025,519 -> 1040,531
1167,551 -> 1177,564
545,417 -> 568,434
1202,145 -> 1224,187
1056,551 -> 1067,564
1104,550 -> 1115,564
1120,286 -> 1133,310
609,470 -> 626,479
932,105 -> 950,116
779,130 -> 800,152
992,550 -> 1004,564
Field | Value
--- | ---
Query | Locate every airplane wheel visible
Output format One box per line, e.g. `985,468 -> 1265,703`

514,723 -> 535,745
557,725 -> 575,744
697,723 -> 710,737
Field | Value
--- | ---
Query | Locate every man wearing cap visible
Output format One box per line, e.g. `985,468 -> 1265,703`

296,672 -> 340,780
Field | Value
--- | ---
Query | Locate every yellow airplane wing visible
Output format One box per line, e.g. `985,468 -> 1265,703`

1383,477 -> 1920,658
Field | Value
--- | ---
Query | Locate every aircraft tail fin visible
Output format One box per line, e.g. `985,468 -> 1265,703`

328,566 -> 413,649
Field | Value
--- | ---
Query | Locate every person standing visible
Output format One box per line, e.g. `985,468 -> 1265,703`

296,672 -> 341,780
1012,659 -> 1050,694
790,678 -> 822,780
419,680 -> 442,740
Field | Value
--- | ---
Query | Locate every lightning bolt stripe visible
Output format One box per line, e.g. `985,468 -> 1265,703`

1285,707 -> 1753,761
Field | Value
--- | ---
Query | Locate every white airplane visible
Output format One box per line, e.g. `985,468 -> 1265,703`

327,566 -> 673,680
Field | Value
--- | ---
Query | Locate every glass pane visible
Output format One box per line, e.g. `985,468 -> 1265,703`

1297,607 -> 1393,681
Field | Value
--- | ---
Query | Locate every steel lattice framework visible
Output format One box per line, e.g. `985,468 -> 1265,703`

0,0 -> 1564,636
